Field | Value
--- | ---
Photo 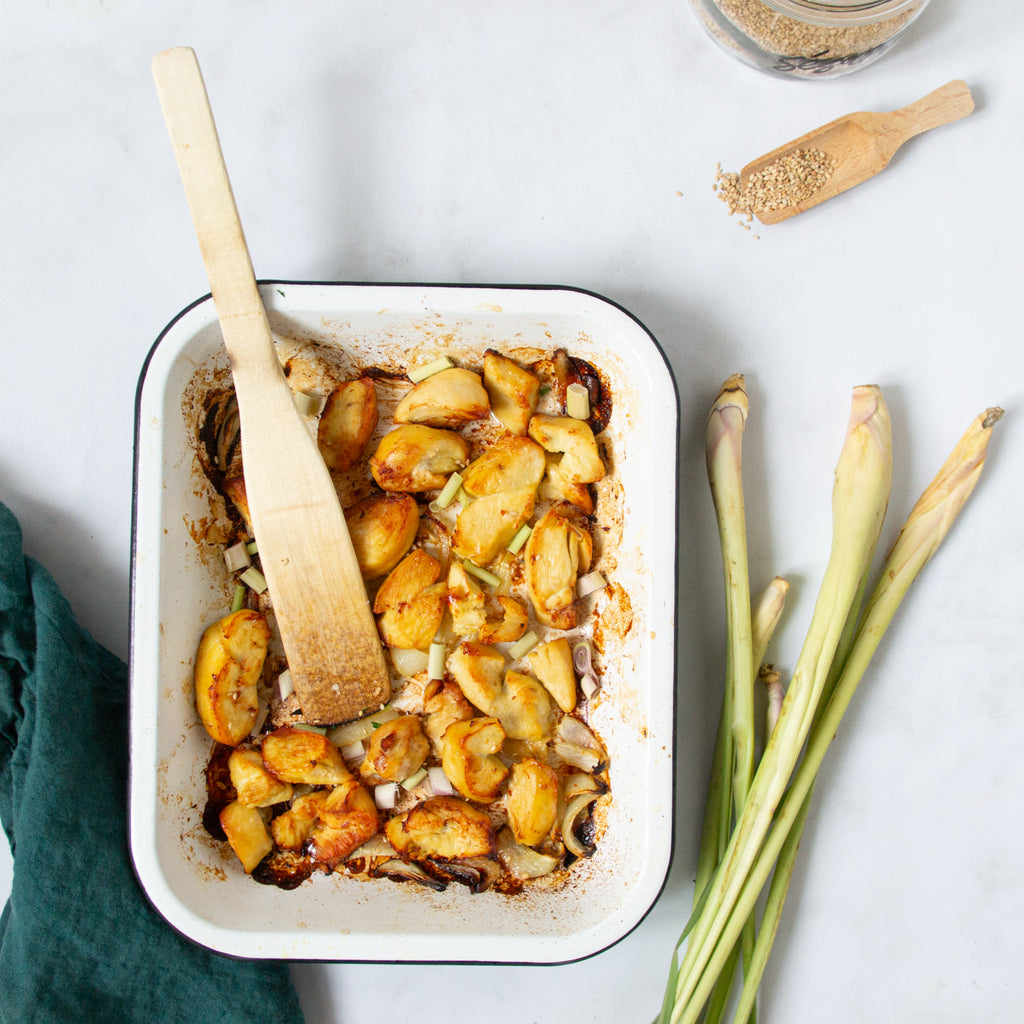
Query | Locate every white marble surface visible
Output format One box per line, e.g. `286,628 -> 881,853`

2,2 -> 1023,1022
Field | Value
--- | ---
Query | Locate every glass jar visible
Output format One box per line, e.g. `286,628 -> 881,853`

689,0 -> 930,80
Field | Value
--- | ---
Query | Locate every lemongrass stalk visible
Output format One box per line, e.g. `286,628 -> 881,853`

669,386 -> 892,1024
760,666 -> 785,745
751,576 -> 789,672
710,406 -> 1002,1024
706,374 -> 757,829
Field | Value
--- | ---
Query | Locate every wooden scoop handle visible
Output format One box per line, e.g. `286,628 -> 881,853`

870,79 -> 975,163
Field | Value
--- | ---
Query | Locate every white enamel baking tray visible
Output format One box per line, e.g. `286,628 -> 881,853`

129,282 -> 678,962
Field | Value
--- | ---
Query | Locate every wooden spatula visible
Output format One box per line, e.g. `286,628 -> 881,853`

741,79 -> 975,225
152,46 -> 389,724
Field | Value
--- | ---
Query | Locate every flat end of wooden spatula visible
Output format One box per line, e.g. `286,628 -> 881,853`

153,45 -> 391,725
738,79 -> 974,226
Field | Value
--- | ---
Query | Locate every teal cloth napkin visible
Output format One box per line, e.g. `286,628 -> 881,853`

0,500 -> 305,1024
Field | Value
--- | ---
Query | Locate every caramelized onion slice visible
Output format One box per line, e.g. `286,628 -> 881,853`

496,828 -> 561,880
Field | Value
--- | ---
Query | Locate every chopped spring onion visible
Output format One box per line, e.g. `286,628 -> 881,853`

462,560 -> 501,588
245,539 -> 259,555
291,722 -> 328,736
224,541 -> 252,573
509,630 -> 540,660
566,382 -> 591,420
239,566 -> 267,594
427,766 -> 454,796
456,485 -> 473,506
506,524 -> 532,554
576,570 -> 607,598
293,389 -> 322,417
428,640 -> 446,680
572,641 -> 594,675
274,669 -> 295,701
374,782 -> 398,810
401,767 -> 428,791
327,706 -> 398,747
580,671 -> 600,701
434,472 -> 463,510
408,356 -> 454,383
341,740 -> 366,762
230,584 -> 246,613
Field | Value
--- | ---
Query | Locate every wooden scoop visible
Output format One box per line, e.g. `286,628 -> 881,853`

152,46 -> 389,724
740,80 -> 975,225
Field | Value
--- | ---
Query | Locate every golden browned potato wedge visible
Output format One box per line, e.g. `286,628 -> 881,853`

228,747 -> 294,807
528,637 -> 577,713
452,486 -> 535,564
441,716 -> 508,802
393,367 -> 489,428
505,759 -> 559,847
220,800 -> 273,873
359,714 -> 430,783
194,609 -> 271,746
460,435 -> 546,496
448,640 -> 505,713
270,790 -> 329,851
370,424 -> 470,492
261,726 -> 352,786
493,671 -> 554,742
422,681 -> 475,756
373,549 -> 447,650
538,452 -> 595,515
385,795 -> 495,860
478,595 -> 529,645
344,493 -> 419,579
524,503 -> 594,630
527,414 -> 605,484
221,473 -> 253,531
447,561 -> 486,637
483,350 -> 540,436
317,378 -> 378,472
310,779 -> 379,867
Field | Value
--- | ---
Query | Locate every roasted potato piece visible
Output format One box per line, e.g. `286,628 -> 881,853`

422,681 -> 474,756
447,561 -> 487,637
527,414 -> 605,484
194,609 -> 271,746
270,790 -> 329,851
345,493 -> 419,579
385,795 -> 495,860
310,779 -> 379,867
220,800 -> 273,873
370,424 -> 470,492
373,549 -> 447,650
483,350 -> 540,436
228,747 -> 293,807
317,378 -> 378,472
394,367 -> 489,428
505,759 -> 559,847
528,637 -> 577,713
441,717 -> 509,802
359,714 -> 430,783
452,486 -> 535,565
221,473 -> 253,531
478,595 -> 529,645
448,640 -> 505,713
538,452 -> 595,515
493,670 -> 554,742
460,435 -> 546,496
524,503 -> 594,630
261,726 -> 352,786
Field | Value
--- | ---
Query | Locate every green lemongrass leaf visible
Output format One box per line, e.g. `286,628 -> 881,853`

703,942 -> 742,1024
671,386 -> 893,1024
656,948 -> 682,1024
